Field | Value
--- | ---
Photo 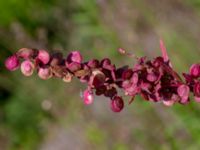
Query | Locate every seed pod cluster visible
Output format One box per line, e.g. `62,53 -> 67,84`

5,41 -> 200,112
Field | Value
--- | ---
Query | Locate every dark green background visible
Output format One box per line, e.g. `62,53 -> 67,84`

1,0 -> 200,149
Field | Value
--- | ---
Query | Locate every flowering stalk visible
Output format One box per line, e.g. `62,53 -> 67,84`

4,41 -> 200,112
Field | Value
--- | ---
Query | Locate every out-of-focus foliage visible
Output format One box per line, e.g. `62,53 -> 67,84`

1,0 -> 200,150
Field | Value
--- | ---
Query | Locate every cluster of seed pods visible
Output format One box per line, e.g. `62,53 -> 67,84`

4,41 -> 200,112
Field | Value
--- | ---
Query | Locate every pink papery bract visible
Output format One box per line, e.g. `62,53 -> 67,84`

37,50 -> 50,65
110,96 -> 124,112
21,60 -> 34,76
5,54 -> 20,71
83,89 -> 94,105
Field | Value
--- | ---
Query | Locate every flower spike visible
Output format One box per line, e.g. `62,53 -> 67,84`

5,41 -> 200,112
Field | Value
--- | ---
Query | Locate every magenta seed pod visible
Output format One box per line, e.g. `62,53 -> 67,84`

37,50 -> 50,65
17,48 -> 34,59
130,73 -> 138,84
50,52 -> 63,66
89,70 -> 106,88
62,72 -> 73,83
21,60 -> 34,76
193,82 -> 200,103
87,59 -> 99,68
5,54 -> 20,71
110,96 -> 124,112
66,62 -> 81,72
177,84 -> 190,104
66,51 -> 82,63
100,58 -> 111,68
177,85 -> 190,97
162,94 -> 179,106
189,64 -> 200,78
122,69 -> 133,80
194,82 -> 200,97
83,89 -> 94,105
38,67 -> 52,80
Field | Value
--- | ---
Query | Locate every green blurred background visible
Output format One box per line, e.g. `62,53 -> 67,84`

1,0 -> 200,149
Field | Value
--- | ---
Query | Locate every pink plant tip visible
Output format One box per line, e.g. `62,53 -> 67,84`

37,50 -> 50,65
189,64 -> 200,78
66,51 -> 82,63
83,89 -> 94,105
38,67 -> 52,80
5,54 -> 20,71
17,48 -> 34,59
177,84 -> 190,104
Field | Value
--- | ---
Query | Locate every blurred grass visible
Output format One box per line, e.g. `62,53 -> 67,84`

1,0 -> 200,150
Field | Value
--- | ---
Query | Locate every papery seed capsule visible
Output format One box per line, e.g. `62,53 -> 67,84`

89,70 -> 105,88
182,73 -> 193,83
5,54 -> 20,71
17,48 -> 34,59
21,60 -> 34,76
124,84 -> 139,96
50,52 -> 63,66
100,58 -> 111,68
67,62 -> 81,72
51,66 -> 64,78
131,73 -> 138,84
133,64 -> 143,71
62,72 -> 73,83
122,80 -> 132,88
122,69 -> 133,80
37,50 -> 50,65
162,94 -> 178,106
140,82 -> 151,91
75,65 -> 90,80
38,67 -> 52,80
103,64 -> 116,71
75,69 -> 90,78
152,57 -> 164,68
179,97 -> 190,104
87,59 -> 99,68
189,64 -> 200,78
83,89 -> 94,105
67,51 -> 82,63
110,96 -> 124,112
177,84 -> 190,97
147,73 -> 158,82
115,66 -> 129,79
194,82 -> 200,97
177,84 -> 190,103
